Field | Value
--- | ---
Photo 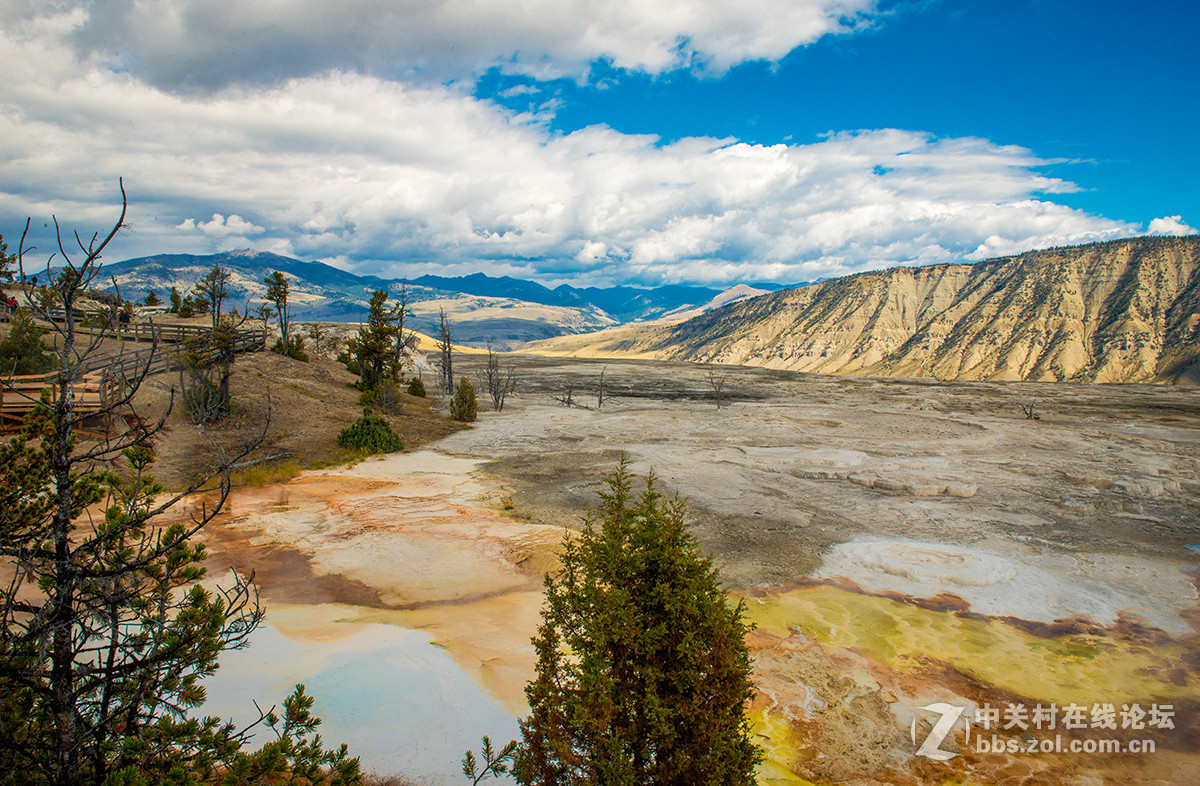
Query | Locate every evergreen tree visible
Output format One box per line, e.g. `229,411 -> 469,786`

143,290 -> 160,307
0,310 -> 55,375
449,376 -> 477,422
264,270 -> 293,355
515,459 -> 761,785
177,294 -> 195,318
168,286 -> 181,314
345,290 -> 397,390
194,265 -> 229,332
0,234 -> 14,296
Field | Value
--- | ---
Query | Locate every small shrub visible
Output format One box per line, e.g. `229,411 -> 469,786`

181,374 -> 229,425
358,379 -> 403,414
271,334 -> 309,361
406,377 -> 426,398
0,310 -> 56,375
450,376 -> 477,422
337,408 -> 404,454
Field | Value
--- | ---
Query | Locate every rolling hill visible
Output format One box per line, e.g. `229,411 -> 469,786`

527,236 -> 1200,384
97,251 -> 754,348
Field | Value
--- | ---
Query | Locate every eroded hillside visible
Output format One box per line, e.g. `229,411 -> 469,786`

573,236 -> 1200,383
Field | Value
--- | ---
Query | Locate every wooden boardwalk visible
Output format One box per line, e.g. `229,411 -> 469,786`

1,320 -> 267,431
0,372 -> 121,431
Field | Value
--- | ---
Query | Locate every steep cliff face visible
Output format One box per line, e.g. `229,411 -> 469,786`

628,236 -> 1200,383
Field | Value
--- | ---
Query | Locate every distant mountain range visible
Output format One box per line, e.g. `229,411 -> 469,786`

527,236 -> 1200,384
97,250 -> 772,348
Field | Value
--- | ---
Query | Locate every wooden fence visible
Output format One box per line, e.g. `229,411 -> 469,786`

1,323 -> 267,430
88,328 -> 267,383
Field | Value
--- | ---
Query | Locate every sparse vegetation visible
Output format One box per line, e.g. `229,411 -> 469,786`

273,333 -> 310,361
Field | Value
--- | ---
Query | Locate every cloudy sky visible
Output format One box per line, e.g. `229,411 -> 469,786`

1,0 -> 1196,287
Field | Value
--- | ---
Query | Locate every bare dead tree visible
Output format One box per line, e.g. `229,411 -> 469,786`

478,342 -> 517,412
554,381 -> 577,408
708,368 -> 729,410
437,308 -> 454,396
596,365 -> 608,410
390,280 -> 414,376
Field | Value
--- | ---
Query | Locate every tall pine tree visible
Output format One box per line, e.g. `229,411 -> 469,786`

516,458 -> 761,785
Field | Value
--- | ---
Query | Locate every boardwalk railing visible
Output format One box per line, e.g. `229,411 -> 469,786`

1,323 -> 267,429
91,328 -> 267,383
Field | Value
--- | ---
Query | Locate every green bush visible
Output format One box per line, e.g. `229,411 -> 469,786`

271,334 -> 309,361
358,379 -> 402,414
337,408 -> 404,454
405,377 -> 426,398
449,376 -> 477,422
0,311 -> 56,375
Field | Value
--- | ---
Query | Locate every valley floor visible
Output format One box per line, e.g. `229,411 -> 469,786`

199,355 -> 1200,784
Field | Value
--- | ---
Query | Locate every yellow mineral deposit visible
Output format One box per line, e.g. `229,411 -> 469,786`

743,584 -> 1200,783
193,446 -> 1200,784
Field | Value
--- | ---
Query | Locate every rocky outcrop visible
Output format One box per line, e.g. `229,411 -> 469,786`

621,236 -> 1200,383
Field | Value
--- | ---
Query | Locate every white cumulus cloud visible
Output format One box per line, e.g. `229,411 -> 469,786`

177,213 -> 266,238
58,0 -> 879,91
0,6 -> 1144,286
1146,215 -> 1198,236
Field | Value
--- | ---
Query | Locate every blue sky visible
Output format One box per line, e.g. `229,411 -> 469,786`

481,1 -> 1197,227
1,0 -> 1195,287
